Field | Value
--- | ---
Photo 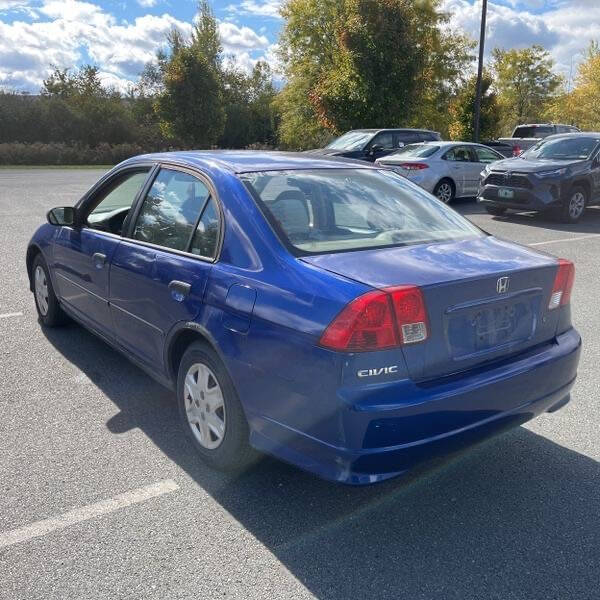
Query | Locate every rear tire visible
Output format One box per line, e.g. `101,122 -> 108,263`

176,341 -> 258,472
484,205 -> 507,216
560,186 -> 586,223
434,179 -> 455,204
32,254 -> 68,327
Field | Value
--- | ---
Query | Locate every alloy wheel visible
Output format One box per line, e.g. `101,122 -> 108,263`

568,191 -> 585,220
34,265 -> 49,316
184,363 -> 226,449
436,183 -> 453,203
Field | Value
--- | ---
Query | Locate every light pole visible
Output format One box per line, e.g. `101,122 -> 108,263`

473,0 -> 488,142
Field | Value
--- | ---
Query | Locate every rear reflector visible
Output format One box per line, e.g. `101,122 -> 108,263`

548,258 -> 575,310
319,285 -> 428,352
399,163 -> 429,170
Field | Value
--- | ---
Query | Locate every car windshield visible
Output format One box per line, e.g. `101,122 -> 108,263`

242,169 -> 483,255
522,136 -> 600,161
325,131 -> 375,151
385,144 -> 440,159
513,126 -> 553,138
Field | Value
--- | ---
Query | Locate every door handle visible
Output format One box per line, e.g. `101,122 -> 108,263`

92,252 -> 106,269
169,280 -> 192,302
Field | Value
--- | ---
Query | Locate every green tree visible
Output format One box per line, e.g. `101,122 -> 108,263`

155,43 -> 225,147
449,72 -> 499,141
544,41 -> 600,129
491,45 -> 562,134
276,0 -> 473,149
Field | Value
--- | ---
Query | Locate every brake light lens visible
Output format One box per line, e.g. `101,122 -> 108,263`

512,145 -> 522,156
319,286 -> 428,351
548,258 -> 575,310
399,163 -> 429,170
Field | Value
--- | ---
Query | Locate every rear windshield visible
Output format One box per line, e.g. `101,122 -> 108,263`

242,169 -> 483,255
513,126 -> 553,138
523,136 -> 600,160
386,144 -> 440,159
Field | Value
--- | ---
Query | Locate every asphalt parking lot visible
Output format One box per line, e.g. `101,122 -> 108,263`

1,167 -> 599,600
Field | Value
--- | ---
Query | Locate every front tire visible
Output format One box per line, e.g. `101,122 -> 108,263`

32,254 -> 68,327
560,186 -> 586,223
176,341 -> 257,471
434,179 -> 455,204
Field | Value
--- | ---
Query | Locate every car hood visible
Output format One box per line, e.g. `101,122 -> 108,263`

301,235 -> 555,289
490,157 -> 585,173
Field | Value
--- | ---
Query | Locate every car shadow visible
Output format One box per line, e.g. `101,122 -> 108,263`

455,199 -> 600,234
42,324 -> 599,599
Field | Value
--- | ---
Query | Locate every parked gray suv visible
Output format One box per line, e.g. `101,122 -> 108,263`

478,133 -> 600,223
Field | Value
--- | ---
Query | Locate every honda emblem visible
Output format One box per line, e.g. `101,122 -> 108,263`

497,277 -> 509,294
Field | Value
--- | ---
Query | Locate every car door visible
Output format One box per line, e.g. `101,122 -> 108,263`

52,167 -> 151,334
471,146 -> 504,194
109,166 -> 221,370
442,146 -> 473,196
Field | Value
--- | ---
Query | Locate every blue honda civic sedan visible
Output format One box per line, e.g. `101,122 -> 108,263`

27,151 -> 581,484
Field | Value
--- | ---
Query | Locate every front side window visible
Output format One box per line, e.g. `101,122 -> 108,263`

474,146 -> 502,163
243,169 -> 483,255
87,170 -> 150,233
370,132 -> 395,149
133,168 -> 211,252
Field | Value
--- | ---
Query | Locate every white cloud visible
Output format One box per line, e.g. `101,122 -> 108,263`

442,0 -> 600,80
219,22 -> 268,50
227,0 -> 282,19
137,0 -> 157,7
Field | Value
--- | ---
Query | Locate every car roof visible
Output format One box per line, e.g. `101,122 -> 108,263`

539,132 -> 600,140
411,141 -> 485,147
348,128 -> 438,134
127,150 -> 381,174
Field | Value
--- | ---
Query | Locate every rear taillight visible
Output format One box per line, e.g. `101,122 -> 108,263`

512,145 -> 521,156
319,286 -> 428,352
548,258 -> 575,310
399,163 -> 429,170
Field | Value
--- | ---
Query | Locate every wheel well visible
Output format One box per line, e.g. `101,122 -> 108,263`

168,328 -> 213,382
436,177 -> 455,191
571,180 -> 590,200
26,245 -> 41,291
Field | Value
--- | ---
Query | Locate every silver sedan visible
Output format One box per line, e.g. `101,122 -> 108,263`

375,141 -> 505,203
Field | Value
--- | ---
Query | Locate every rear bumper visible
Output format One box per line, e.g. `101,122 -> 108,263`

249,328 -> 581,485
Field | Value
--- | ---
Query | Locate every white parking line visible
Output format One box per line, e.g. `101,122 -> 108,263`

529,235 -> 600,246
0,312 -> 23,319
0,479 -> 179,550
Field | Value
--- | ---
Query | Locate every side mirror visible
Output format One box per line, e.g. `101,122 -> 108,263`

47,206 -> 77,226
370,144 -> 384,155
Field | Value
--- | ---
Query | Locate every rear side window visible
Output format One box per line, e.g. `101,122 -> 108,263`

243,169 -> 482,255
132,168 -> 211,252
190,197 -> 220,258
443,147 -> 472,162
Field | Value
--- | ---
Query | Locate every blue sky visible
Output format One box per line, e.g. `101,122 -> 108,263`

0,0 -> 598,92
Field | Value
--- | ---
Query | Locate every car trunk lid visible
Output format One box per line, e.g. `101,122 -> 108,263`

302,235 -> 560,380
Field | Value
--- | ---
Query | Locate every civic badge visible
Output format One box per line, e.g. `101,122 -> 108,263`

497,276 -> 509,294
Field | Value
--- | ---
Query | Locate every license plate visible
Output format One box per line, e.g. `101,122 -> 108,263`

498,188 -> 514,199
474,306 -> 515,338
